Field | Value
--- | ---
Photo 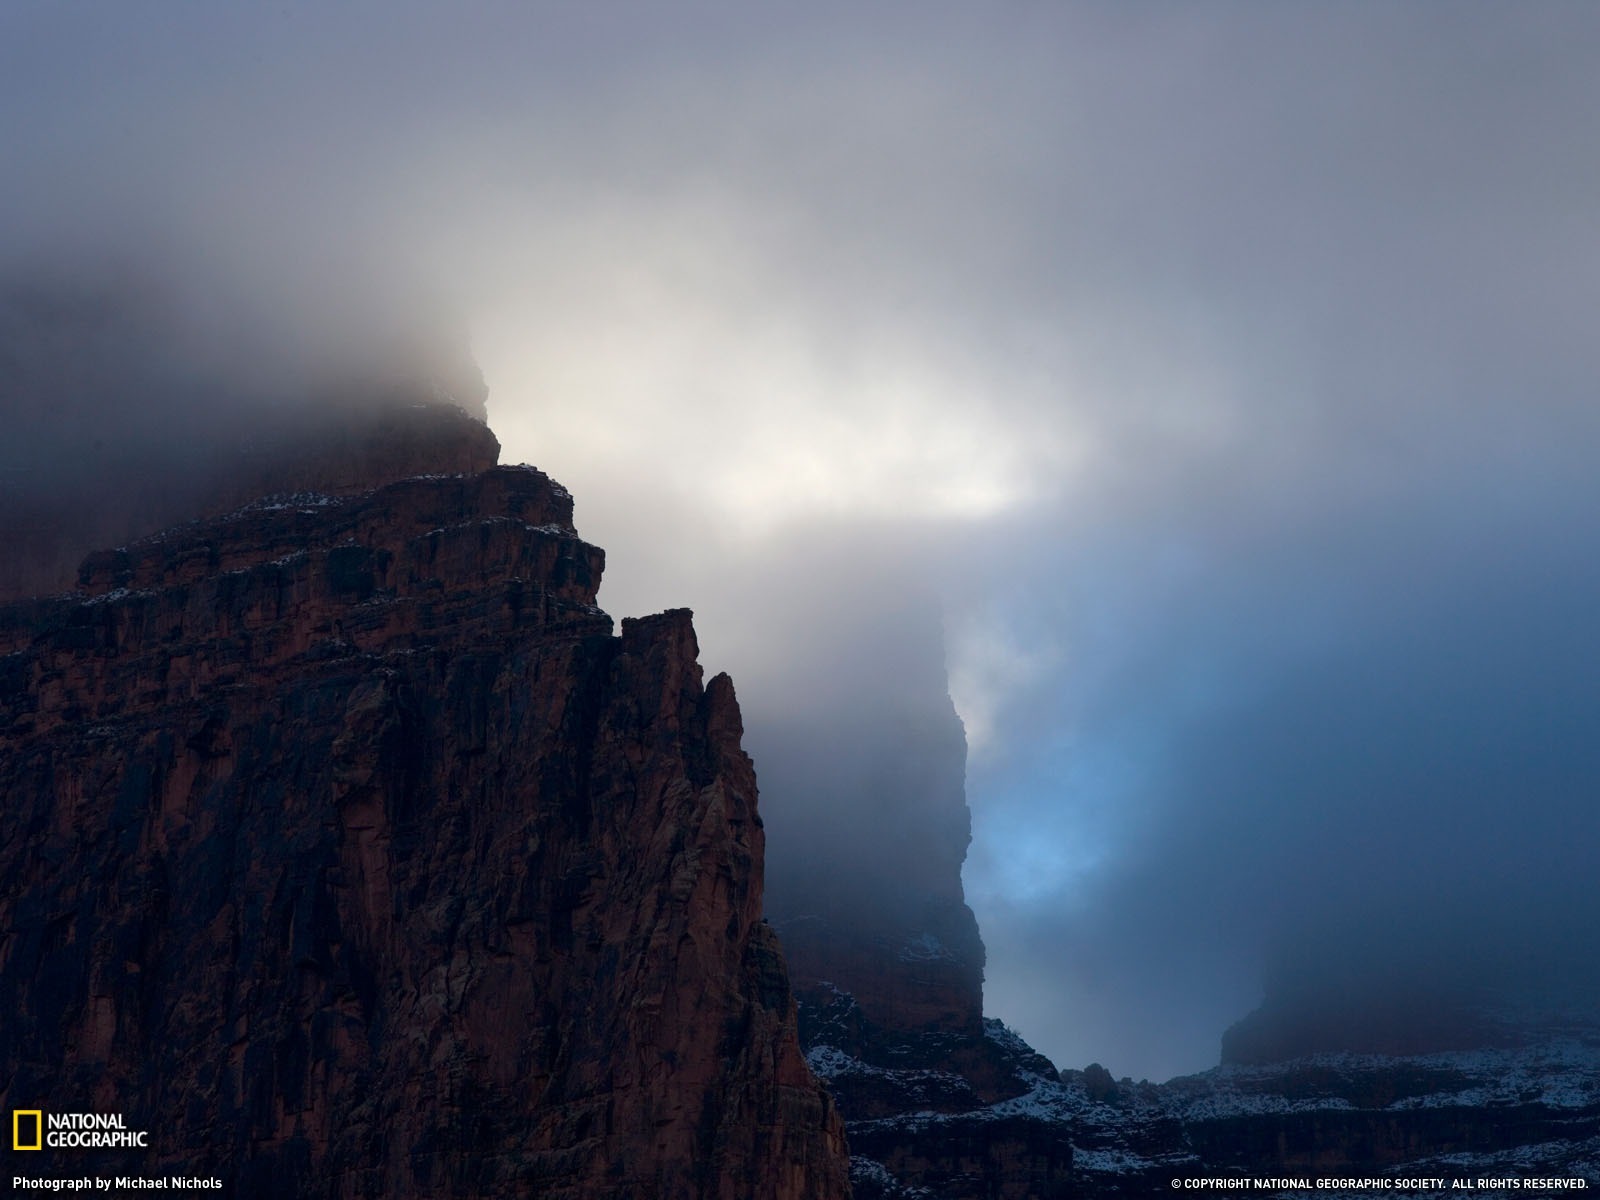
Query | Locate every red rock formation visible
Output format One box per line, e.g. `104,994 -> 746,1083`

0,455 -> 849,1197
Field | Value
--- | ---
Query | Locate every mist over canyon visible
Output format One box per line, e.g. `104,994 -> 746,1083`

6,0 -> 1600,1094
6,338 -> 1598,1197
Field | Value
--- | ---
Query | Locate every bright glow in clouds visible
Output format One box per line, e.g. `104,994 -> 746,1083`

472,194 -> 1071,542
946,611 -> 1060,762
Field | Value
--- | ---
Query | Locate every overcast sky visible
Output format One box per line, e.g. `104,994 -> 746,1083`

6,2 -> 1600,1081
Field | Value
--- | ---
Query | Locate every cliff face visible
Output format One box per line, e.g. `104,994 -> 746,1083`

817,1017 -> 1600,1198
761,671 -> 985,1040
0,439 -> 849,1197
756,648 -> 1073,1197
803,969 -> 1600,1198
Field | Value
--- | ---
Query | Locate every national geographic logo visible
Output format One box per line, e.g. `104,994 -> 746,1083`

11,1110 -> 149,1150
13,1111 -> 41,1151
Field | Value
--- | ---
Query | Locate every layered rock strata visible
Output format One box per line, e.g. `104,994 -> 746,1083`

0,452 -> 849,1197
803,1001 -> 1075,1198
808,1013 -> 1600,1197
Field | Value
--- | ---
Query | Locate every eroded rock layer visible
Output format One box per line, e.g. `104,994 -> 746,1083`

808,1012 -> 1600,1197
0,460 -> 849,1198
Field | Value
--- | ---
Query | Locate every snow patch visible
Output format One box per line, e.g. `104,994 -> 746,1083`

899,932 -> 954,963
81,587 -> 153,607
234,491 -> 342,514
805,1045 -> 857,1080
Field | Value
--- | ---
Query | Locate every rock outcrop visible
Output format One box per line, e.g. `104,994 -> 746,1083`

808,1011 -> 1600,1197
0,422 -> 849,1197
804,1006 -> 1076,1198
760,655 -> 985,1041
757,641 -> 1072,1197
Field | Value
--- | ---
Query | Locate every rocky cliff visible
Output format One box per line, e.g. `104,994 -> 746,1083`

766,711 -> 986,1042
808,1012 -> 1600,1197
756,647 -> 1075,1197
0,411 -> 850,1197
758,624 -> 986,1043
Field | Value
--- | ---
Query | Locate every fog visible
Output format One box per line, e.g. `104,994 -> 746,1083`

5,3 -> 1600,1080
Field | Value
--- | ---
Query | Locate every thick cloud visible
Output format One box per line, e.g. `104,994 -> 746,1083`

5,3 -> 1600,1082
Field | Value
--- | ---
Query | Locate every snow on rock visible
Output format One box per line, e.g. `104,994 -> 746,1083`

231,490 -> 345,515
823,1009 -> 1600,1196
899,932 -> 954,963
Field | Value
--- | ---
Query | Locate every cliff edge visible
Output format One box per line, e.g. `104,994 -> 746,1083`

0,433 -> 849,1197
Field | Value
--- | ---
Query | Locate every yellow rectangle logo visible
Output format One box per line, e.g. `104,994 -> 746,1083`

13,1109 -> 42,1150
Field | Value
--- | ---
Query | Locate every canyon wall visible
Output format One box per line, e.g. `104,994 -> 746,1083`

0,414 -> 849,1198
